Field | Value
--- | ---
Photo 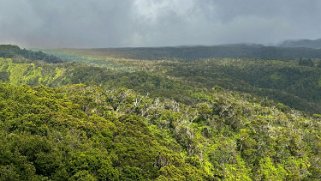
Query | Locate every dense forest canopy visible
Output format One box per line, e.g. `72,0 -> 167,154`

0,45 -> 321,180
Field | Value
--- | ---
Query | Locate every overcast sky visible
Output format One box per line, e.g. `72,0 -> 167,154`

0,0 -> 321,48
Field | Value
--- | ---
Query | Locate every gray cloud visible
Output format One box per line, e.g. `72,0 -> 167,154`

0,0 -> 320,48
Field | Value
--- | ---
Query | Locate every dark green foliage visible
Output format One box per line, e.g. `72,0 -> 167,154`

161,59 -> 321,113
0,45 -> 62,63
0,71 -> 9,81
298,58 -> 314,67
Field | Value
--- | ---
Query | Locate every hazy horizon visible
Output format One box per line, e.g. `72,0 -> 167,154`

1,0 -> 321,48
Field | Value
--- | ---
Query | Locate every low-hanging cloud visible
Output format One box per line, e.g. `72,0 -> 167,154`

0,0 -> 321,48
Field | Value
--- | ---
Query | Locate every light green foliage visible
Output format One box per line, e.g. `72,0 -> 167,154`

257,157 -> 287,180
0,83 -> 320,180
0,58 -> 67,86
270,73 -> 282,81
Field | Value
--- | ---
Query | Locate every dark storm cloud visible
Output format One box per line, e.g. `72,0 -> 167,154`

0,0 -> 320,48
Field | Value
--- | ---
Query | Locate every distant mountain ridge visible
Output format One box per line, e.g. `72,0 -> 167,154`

63,44 -> 321,60
280,38 -> 321,49
0,44 -> 62,63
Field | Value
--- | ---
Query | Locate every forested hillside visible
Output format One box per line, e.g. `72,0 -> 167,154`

0,45 -> 62,63
60,44 -> 321,60
1,46 -> 321,180
280,39 -> 321,49
1,80 -> 321,180
47,48 -> 321,114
